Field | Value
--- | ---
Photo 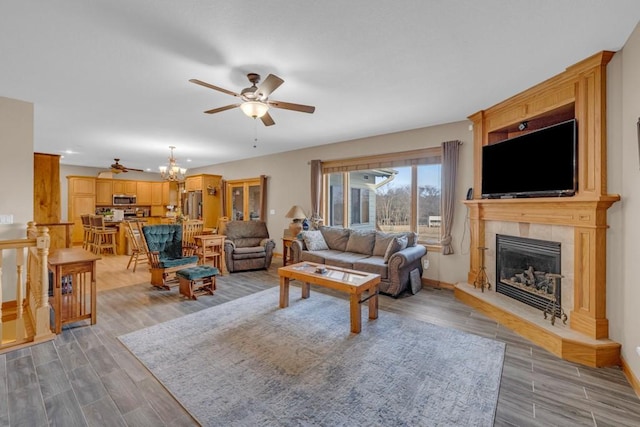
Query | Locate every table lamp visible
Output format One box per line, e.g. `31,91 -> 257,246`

285,205 -> 306,236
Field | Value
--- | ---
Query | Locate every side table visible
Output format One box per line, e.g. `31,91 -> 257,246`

282,237 -> 298,266
48,247 -> 101,334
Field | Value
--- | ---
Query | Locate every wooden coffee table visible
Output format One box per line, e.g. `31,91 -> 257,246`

278,262 -> 381,333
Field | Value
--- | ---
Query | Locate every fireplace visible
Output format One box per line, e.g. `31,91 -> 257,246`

496,235 -> 562,317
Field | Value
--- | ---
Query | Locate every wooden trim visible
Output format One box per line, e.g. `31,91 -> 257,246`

454,284 -> 620,367
322,147 -> 441,173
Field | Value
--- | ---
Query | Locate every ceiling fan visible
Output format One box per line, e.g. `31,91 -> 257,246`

110,159 -> 144,174
189,73 -> 315,126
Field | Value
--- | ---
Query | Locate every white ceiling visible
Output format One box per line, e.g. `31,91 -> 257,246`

1,1 -> 639,173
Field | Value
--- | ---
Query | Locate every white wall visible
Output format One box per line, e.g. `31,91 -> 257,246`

0,96 -> 34,301
192,120 -> 474,286
608,20 -> 640,384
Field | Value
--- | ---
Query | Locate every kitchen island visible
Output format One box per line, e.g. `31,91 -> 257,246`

104,217 -> 177,255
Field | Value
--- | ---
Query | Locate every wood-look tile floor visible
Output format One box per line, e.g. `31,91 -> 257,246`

1,254 -> 639,426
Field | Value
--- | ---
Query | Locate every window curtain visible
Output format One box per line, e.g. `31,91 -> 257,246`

310,160 -> 322,226
440,140 -> 461,255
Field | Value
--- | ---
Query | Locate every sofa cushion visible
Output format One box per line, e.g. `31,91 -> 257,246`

323,251 -> 370,269
353,256 -> 388,279
345,230 -> 376,255
320,226 -> 351,251
301,251 -> 327,264
232,237 -> 264,248
384,235 -> 408,263
301,230 -> 329,251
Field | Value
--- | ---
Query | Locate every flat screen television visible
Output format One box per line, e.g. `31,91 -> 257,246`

481,119 -> 577,199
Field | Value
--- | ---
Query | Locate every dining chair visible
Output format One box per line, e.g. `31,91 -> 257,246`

125,221 -> 148,272
90,215 -> 117,255
182,220 -> 204,252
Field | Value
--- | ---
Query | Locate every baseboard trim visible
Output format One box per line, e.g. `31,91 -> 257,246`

421,278 -> 455,290
621,356 -> 640,399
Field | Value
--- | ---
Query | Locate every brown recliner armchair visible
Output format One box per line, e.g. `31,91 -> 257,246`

223,221 -> 276,272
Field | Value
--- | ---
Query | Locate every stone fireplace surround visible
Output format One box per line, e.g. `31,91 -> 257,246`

454,51 -> 621,367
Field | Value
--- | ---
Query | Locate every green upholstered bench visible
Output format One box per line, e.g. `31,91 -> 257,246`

176,265 -> 219,300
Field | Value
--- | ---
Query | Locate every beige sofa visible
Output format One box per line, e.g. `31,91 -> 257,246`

289,226 -> 427,297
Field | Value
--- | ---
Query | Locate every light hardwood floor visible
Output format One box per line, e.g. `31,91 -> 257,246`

1,254 -> 639,426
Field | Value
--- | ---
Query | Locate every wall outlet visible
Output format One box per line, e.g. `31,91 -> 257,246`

0,214 -> 13,224
422,259 -> 430,270
269,209 -> 276,215
636,346 -> 640,357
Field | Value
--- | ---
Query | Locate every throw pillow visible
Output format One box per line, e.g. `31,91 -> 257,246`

373,232 -> 399,257
319,226 -> 351,251
383,235 -> 408,263
345,230 -> 376,255
302,230 -> 329,251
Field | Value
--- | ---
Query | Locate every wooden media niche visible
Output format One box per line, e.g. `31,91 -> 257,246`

455,51 -> 621,367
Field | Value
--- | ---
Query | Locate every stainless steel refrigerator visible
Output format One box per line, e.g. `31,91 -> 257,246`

182,191 -> 202,220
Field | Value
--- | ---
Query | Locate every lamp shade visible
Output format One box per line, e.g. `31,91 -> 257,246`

285,205 -> 306,220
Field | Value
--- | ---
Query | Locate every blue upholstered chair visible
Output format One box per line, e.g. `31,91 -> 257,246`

141,224 -> 199,289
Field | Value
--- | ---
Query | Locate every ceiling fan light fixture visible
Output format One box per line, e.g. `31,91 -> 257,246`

240,101 -> 269,118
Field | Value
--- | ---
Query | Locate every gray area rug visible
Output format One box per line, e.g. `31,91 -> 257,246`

119,287 -> 505,426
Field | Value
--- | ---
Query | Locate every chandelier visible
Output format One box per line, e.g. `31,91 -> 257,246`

159,146 -> 187,182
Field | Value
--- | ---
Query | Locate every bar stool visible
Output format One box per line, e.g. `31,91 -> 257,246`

91,215 -> 117,255
80,214 -> 94,252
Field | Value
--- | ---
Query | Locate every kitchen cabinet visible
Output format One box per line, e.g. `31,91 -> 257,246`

185,176 -> 202,192
96,179 -> 113,205
67,176 -> 96,244
136,181 -> 152,205
162,181 -> 178,206
113,180 -> 136,195
69,176 -> 95,195
151,182 -> 163,206
225,176 -> 267,222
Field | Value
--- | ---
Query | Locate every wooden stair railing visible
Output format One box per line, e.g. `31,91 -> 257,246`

0,222 -> 55,353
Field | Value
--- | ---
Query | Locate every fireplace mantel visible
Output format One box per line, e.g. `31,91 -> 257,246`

456,51 -> 621,367
463,196 -> 619,228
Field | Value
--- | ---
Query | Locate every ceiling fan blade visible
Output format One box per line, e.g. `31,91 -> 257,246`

257,74 -> 284,99
204,104 -> 241,114
126,168 -> 144,172
268,100 -> 315,114
260,112 -> 275,126
189,79 -> 241,98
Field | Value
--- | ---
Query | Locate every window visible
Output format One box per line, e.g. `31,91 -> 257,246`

321,148 -> 441,243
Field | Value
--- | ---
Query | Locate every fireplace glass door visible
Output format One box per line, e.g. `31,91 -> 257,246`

496,234 -> 561,317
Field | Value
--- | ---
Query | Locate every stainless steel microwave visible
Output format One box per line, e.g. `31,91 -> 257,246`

113,194 -> 136,205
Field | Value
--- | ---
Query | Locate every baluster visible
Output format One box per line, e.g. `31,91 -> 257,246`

37,226 -> 50,309
16,248 -> 24,319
